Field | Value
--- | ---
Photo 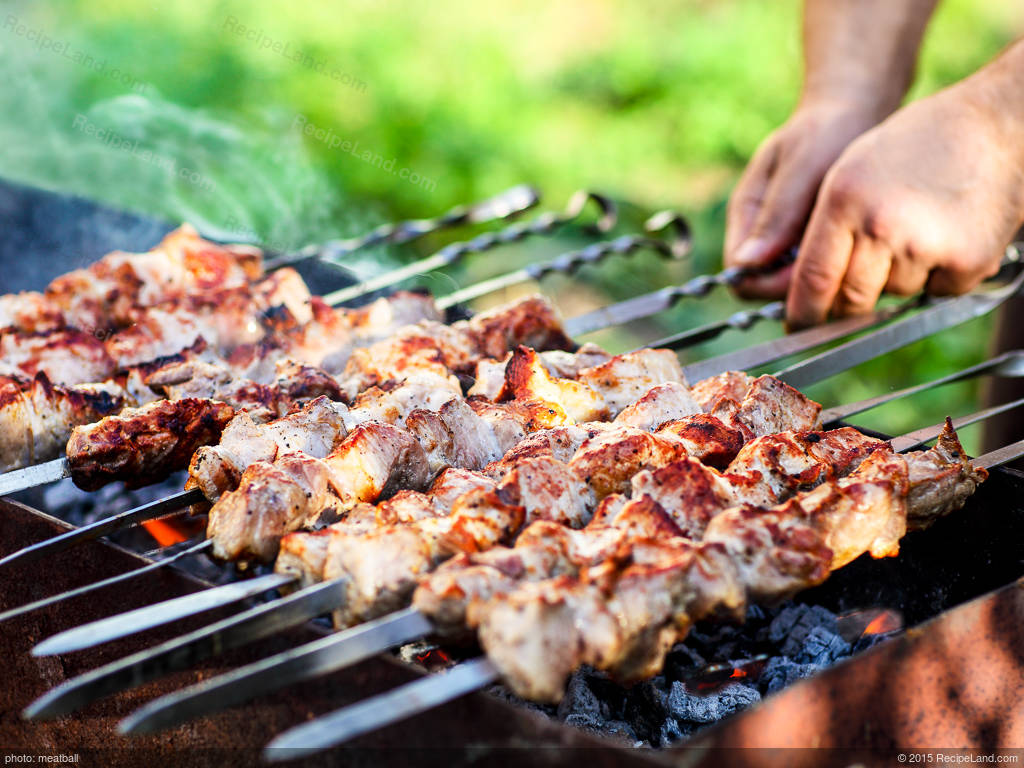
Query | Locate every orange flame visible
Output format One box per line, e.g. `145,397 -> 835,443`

862,611 -> 901,636
729,667 -> 747,679
142,518 -> 190,547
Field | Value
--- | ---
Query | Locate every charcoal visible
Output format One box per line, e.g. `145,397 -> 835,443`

665,680 -> 761,724
760,656 -> 819,694
603,720 -> 638,743
622,680 -> 671,744
557,670 -> 610,722
746,603 -> 768,622
486,685 -> 553,717
563,713 -> 637,743
769,604 -> 839,656
794,624 -> 850,665
658,716 -> 689,746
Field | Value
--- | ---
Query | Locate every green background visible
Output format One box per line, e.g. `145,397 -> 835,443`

1,0 -> 1020,451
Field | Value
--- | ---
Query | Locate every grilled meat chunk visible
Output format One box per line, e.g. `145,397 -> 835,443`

2,225 -> 262,335
710,374 -> 822,438
468,344 -> 611,400
67,398 -> 236,491
576,349 -> 686,416
500,346 -> 609,422
207,452 -> 337,563
0,329 -> 115,386
187,396 -> 350,501
0,374 -> 128,473
654,414 -> 745,470
904,418 -> 988,529
568,426 -> 689,499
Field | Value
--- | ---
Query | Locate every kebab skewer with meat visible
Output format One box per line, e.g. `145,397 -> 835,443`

274,417 -> 878,631
0,294 -> 572,482
0,226 -> 263,335
0,288 -> 453,476
456,421 -> 985,702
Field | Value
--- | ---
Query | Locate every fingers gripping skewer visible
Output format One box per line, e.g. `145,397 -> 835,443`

323,190 -> 617,306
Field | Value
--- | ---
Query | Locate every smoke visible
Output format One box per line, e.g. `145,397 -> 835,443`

0,11 -> 394,274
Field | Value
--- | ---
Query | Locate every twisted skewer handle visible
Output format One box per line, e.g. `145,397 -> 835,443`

263,185 -> 541,269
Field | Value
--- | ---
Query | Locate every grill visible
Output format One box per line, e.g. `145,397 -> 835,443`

2,177 -> 1024,767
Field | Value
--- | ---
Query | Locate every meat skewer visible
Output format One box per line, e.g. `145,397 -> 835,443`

0,209 -> 694,481
252,423 -> 993,757
0,185 -> 541,336
0,288 -> 446,477
25,413 -> 973,724
0,293 -> 571,487
22,376 -> 856,720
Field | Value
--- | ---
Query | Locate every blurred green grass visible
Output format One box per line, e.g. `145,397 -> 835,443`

0,0 -> 1020,450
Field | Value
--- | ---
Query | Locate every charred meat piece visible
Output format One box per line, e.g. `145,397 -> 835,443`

67,397 -> 236,491
0,374 -> 128,473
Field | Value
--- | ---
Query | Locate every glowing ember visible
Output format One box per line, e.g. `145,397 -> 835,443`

142,518 -> 191,547
861,611 -> 902,636
414,648 -> 452,666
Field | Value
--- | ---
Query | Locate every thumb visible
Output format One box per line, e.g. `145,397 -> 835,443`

734,152 -> 834,269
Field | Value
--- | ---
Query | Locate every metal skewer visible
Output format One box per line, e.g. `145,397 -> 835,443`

435,210 -> 690,310
112,405 -> 1015,740
262,658 -> 499,757
256,433 -> 1024,760
0,540 -> 212,625
6,277 -> 1021,625
261,185 -> 541,270
0,488 -> 204,571
322,190 -> 617,306
28,354 -> 1024,650
563,250 -> 796,338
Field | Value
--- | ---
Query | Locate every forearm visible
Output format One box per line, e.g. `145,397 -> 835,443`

801,0 -> 939,117
956,38 -> 1024,187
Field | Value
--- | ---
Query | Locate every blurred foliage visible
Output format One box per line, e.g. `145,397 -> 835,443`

0,0 -> 1020,450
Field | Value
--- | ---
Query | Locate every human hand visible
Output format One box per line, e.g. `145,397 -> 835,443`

784,80 -> 1024,329
725,100 -> 885,298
